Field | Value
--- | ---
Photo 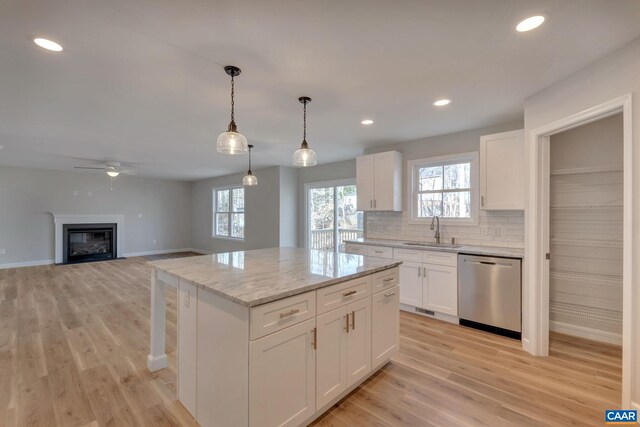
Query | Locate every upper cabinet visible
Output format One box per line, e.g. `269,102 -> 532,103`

480,129 -> 525,210
356,151 -> 402,211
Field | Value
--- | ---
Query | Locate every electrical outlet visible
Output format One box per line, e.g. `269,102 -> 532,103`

0,249 -> 5,255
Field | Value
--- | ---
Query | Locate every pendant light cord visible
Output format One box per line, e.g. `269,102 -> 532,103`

248,146 -> 252,171
303,99 -> 307,142
230,74 -> 235,123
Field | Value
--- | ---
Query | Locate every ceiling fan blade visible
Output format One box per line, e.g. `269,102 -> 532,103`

74,166 -> 105,170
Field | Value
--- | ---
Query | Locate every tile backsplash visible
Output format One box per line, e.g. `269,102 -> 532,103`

365,210 -> 524,248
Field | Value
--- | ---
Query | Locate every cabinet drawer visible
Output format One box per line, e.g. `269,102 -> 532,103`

394,248 -> 422,262
317,275 -> 371,315
422,250 -> 457,267
367,246 -> 393,259
344,243 -> 369,256
371,267 -> 399,294
250,291 -> 316,340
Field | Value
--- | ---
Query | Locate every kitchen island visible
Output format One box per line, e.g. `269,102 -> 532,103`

147,247 -> 401,427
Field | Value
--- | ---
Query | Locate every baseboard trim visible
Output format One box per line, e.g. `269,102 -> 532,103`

550,320 -> 622,345
0,259 -> 54,269
123,248 -> 195,257
631,401 -> 639,411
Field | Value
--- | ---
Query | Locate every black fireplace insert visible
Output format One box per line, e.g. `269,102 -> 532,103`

63,223 -> 117,264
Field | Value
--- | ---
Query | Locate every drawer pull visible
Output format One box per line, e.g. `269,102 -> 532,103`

342,290 -> 357,297
279,309 -> 300,319
383,277 -> 394,282
373,250 -> 384,254
384,291 -> 396,297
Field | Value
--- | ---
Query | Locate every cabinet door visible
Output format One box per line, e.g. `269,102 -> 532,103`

372,286 -> 400,369
399,261 -> 423,307
423,264 -> 458,316
346,297 -> 371,387
178,280 -> 197,417
356,154 -> 375,211
480,129 -> 524,210
316,307 -> 348,408
373,152 -> 399,211
249,318 -> 316,427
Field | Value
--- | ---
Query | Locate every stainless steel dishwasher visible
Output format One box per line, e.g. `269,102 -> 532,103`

458,254 -> 522,339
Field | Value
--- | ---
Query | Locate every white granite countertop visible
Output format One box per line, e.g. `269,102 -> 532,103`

149,247 -> 401,307
345,238 -> 524,259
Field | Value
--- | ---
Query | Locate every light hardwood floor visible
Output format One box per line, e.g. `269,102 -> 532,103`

0,254 -> 621,426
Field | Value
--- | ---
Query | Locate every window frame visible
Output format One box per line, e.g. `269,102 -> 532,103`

407,151 -> 479,225
212,186 -> 246,241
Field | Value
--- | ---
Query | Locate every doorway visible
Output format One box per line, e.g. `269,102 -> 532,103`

525,94 -> 633,407
305,180 -> 363,251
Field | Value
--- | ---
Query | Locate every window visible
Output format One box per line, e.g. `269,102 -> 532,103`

214,187 -> 245,239
408,152 -> 478,224
306,180 -> 363,251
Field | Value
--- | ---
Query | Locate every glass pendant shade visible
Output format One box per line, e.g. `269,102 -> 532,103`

217,130 -> 248,154
292,143 -> 317,167
106,170 -> 120,177
243,172 -> 257,186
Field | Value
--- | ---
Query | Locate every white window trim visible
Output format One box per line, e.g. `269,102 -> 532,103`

304,178 -> 357,250
407,151 -> 479,225
212,186 -> 245,241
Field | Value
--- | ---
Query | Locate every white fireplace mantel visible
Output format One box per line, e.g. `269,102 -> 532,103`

50,213 -> 125,264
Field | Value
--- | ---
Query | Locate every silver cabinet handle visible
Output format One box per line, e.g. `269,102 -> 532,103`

384,291 -> 396,297
383,277 -> 394,282
280,308 -> 300,318
370,200 -> 373,208
374,199 -> 377,208
417,267 -> 421,277
344,314 -> 350,333
343,290 -> 357,297
351,311 -> 355,330
423,267 -> 427,276
481,195 -> 484,207
311,327 -> 317,350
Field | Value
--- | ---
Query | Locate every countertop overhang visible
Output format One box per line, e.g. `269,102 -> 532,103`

149,247 -> 401,307
345,238 -> 524,259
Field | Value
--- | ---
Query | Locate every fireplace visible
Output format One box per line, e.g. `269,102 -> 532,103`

63,223 -> 117,264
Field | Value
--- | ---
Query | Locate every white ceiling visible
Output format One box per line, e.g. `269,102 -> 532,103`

1,0 -> 640,180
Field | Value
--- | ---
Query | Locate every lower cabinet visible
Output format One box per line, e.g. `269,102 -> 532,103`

249,318 -> 316,427
372,286 -> 400,369
399,262 -> 422,307
423,264 -> 458,316
177,279 -> 197,416
316,297 -> 372,409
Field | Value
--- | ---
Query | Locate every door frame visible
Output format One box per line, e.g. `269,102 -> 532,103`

524,93 -> 633,407
304,178 -> 357,250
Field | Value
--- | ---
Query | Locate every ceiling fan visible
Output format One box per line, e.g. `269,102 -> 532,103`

73,161 -> 136,177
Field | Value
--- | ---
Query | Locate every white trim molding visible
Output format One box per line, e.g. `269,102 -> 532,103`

50,213 -> 125,264
0,259 -> 54,270
550,321 -> 622,346
524,94 -> 634,409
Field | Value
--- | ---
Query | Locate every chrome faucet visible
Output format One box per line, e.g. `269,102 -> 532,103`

430,216 -> 440,244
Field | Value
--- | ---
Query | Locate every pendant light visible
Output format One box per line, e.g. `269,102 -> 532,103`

217,65 -> 248,154
243,145 -> 258,186
292,96 -> 317,167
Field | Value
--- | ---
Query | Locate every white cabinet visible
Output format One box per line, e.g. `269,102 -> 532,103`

178,279 -> 197,417
372,286 -> 400,369
480,129 -> 525,210
394,250 -> 458,316
398,261 -> 423,307
423,264 -> 458,316
345,297 -> 371,387
356,151 -> 402,211
316,298 -> 371,409
249,318 -> 316,427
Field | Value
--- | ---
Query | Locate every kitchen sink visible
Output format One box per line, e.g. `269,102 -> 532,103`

404,242 -> 463,249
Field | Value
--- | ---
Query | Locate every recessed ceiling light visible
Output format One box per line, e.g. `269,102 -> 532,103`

361,119 -> 374,125
433,99 -> 451,107
33,38 -> 63,52
516,15 -> 545,32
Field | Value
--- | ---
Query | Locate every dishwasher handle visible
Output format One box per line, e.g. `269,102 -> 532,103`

465,260 -> 513,268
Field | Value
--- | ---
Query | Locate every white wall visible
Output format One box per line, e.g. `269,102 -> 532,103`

279,167 -> 298,248
523,36 -> 640,408
363,122 -> 525,248
191,166 -> 298,253
0,165 -> 192,266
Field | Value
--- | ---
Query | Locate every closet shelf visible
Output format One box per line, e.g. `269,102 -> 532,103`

550,238 -> 623,248
550,270 -> 623,287
550,165 -> 623,176
550,203 -> 623,210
